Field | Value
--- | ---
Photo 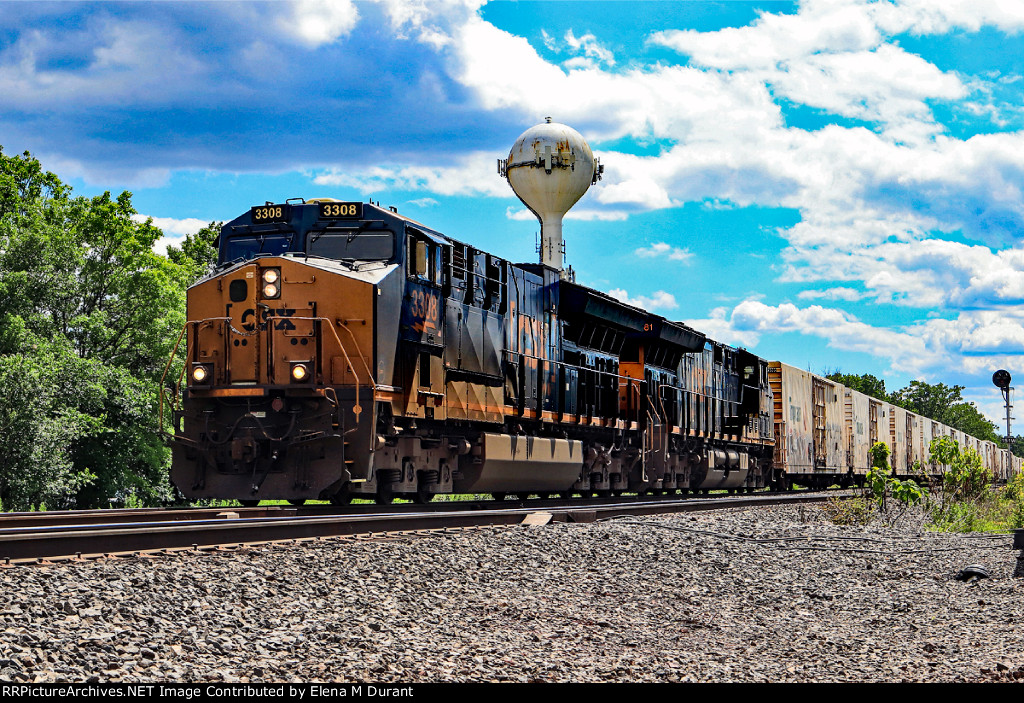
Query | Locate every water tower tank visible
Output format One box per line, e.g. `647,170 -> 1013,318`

499,118 -> 602,271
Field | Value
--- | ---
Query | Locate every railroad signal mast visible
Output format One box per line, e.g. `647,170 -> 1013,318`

993,369 -> 1014,446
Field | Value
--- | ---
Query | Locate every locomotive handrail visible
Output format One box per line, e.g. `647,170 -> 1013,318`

333,318 -> 378,391
284,315 -> 376,422
159,314 -> 379,438
159,317 -> 233,438
501,349 -> 737,407
499,350 -> 742,436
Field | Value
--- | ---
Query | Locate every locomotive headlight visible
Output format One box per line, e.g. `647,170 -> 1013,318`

262,269 -> 281,298
191,364 -> 211,384
290,363 -> 309,382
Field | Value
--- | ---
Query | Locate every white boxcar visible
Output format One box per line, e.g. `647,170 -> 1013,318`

920,420 -> 935,471
979,441 -> 995,478
769,362 -> 847,485
997,447 -> 1011,482
962,434 -> 976,456
907,413 -> 926,473
889,406 -> 908,476
844,388 -> 872,476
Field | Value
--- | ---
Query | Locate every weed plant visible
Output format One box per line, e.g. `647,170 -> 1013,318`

826,437 -> 1024,533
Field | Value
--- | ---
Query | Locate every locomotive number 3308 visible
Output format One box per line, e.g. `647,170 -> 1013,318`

411,289 -> 439,332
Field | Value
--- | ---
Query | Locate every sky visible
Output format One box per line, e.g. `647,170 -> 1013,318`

2,0 -> 1024,426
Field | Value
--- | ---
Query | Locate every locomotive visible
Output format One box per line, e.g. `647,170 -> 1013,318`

162,121 -> 1018,505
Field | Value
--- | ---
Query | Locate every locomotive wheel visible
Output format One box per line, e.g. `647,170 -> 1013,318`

536,492 -> 551,500
376,481 -> 396,505
514,492 -> 532,501
558,491 -> 573,500
288,499 -> 306,506
239,499 -> 259,508
414,483 -> 435,504
577,490 -> 594,499
491,493 -> 506,501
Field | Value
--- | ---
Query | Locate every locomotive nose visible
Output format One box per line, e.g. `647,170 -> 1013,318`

171,255 -> 380,503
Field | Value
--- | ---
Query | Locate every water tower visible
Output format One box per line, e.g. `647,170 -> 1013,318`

498,118 -> 603,273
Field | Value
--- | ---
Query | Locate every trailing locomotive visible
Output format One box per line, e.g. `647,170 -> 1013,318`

163,197 -> 776,504
162,120 -> 1018,505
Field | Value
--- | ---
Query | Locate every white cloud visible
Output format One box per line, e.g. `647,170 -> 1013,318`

871,0 -> 1024,36
313,152 -> 509,197
634,242 -> 693,262
683,306 -> 762,349
0,18 -> 211,112
564,29 -> 615,68
281,0 -> 359,47
797,287 -> 867,301
505,206 -> 627,223
607,288 -> 679,311
567,208 -> 629,222
684,295 -> 1024,383
651,1 -> 966,143
687,299 -> 942,375
541,29 -> 557,52
407,197 -> 439,208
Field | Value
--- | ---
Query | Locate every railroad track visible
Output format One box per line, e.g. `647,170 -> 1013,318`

0,490 -> 844,564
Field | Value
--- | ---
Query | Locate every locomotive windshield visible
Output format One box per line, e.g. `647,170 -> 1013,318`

222,233 -> 292,263
306,230 -> 394,261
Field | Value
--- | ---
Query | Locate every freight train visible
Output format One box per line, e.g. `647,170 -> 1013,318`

161,122 -> 1019,505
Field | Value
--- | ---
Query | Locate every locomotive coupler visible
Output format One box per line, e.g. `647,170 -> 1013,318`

231,436 -> 259,464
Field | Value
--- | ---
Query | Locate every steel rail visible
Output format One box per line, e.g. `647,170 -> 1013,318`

0,491 -> 835,564
0,506 -> 300,529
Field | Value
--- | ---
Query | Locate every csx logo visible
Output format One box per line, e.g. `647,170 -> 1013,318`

240,308 -> 297,331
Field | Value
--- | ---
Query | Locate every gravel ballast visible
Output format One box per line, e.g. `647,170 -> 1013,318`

1,503 -> 1023,683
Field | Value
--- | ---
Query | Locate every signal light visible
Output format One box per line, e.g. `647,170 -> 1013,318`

263,283 -> 279,298
291,363 -> 309,382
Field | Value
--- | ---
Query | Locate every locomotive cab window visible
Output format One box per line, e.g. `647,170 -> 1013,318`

407,231 -> 444,287
221,233 -> 292,264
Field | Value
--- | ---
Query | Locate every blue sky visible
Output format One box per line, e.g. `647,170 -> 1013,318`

3,0 -> 1024,424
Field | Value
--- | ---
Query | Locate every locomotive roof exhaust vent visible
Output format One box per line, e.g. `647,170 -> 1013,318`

499,117 -> 603,275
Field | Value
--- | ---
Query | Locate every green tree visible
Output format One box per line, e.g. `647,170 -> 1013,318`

0,146 -> 190,509
1009,435 -> 1024,459
0,344 -> 99,509
166,221 -> 221,282
890,380 -> 1000,444
826,371 -> 888,401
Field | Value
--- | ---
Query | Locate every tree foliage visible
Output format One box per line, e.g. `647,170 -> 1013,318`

0,146 -> 198,510
826,371 -> 887,401
890,380 -> 1000,444
166,221 -> 221,282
